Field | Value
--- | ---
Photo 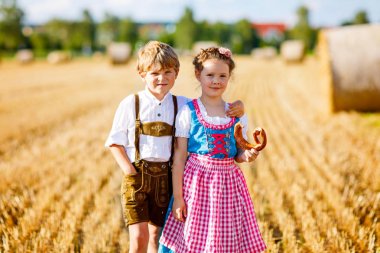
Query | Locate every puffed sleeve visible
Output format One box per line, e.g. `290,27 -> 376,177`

175,104 -> 191,138
104,96 -> 134,147
239,114 -> 249,140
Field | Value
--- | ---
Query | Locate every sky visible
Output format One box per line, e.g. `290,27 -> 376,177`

17,0 -> 380,27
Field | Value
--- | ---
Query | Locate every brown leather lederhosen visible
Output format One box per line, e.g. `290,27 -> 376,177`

121,93 -> 177,227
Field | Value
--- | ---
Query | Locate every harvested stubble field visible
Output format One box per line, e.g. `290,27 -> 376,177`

0,56 -> 379,253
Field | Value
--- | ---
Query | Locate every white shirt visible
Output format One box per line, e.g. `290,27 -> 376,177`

175,98 -> 249,139
105,87 -> 190,162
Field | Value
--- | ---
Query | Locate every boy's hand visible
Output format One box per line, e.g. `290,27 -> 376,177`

172,197 -> 187,222
226,100 -> 244,118
122,164 -> 138,175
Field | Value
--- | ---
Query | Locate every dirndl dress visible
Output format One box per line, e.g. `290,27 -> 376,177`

159,99 -> 266,253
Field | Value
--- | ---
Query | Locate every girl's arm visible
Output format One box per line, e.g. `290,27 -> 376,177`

109,144 -> 137,175
171,137 -> 188,222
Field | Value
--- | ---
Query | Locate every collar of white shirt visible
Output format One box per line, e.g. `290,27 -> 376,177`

144,85 -> 172,105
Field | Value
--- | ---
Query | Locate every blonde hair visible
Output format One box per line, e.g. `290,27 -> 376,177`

137,41 -> 180,74
192,47 -> 235,74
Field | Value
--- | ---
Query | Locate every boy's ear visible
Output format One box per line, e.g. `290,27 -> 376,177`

139,71 -> 146,81
139,71 -> 146,78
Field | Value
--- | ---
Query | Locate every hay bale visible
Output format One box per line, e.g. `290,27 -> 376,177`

107,42 -> 132,65
192,41 -> 218,54
16,49 -> 34,64
92,51 -> 105,60
251,47 -> 277,60
280,40 -> 305,62
318,24 -> 380,112
47,51 -> 71,64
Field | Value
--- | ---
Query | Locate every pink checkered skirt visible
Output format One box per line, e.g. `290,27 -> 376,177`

159,154 -> 266,253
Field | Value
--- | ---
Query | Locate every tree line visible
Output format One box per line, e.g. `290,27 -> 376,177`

0,0 -> 370,57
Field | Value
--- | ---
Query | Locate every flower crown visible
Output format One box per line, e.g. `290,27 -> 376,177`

218,47 -> 232,58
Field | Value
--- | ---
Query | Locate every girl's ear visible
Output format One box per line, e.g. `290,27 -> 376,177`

195,69 -> 201,81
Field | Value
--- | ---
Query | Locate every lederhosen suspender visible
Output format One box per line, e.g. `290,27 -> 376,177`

134,94 -> 142,163
170,96 -> 178,166
168,96 -> 177,195
134,94 -> 178,165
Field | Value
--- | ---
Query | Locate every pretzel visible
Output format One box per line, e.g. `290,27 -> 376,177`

234,122 -> 267,151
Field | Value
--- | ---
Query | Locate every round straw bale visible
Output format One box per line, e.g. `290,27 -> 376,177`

47,51 -> 71,64
107,42 -> 132,65
92,51 -> 105,60
280,40 -> 305,63
251,47 -> 277,60
318,24 -> 380,112
16,49 -> 34,64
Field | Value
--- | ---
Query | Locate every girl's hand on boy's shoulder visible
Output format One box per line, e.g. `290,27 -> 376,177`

226,100 -> 244,118
172,197 -> 187,222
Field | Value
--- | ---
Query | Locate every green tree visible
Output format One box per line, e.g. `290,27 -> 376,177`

230,19 -> 258,54
97,13 -> 120,49
353,10 -> 369,24
196,20 -> 214,41
43,19 -> 70,50
81,9 -> 96,51
29,31 -> 50,56
65,22 -> 86,52
157,31 -> 175,46
0,0 -> 24,51
341,10 -> 369,26
174,7 -> 197,50
118,18 -> 138,46
289,6 -> 317,51
61,10 -> 97,53
212,22 -> 232,46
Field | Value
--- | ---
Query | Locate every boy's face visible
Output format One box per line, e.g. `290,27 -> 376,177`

140,64 -> 178,100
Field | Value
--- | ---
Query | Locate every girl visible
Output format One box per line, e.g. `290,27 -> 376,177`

159,47 -> 266,252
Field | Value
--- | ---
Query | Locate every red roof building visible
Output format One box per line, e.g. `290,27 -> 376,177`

252,23 -> 287,41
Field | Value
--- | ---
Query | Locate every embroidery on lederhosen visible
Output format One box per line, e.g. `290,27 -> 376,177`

133,94 -> 177,162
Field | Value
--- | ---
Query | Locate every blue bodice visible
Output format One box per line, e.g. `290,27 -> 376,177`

187,99 -> 239,159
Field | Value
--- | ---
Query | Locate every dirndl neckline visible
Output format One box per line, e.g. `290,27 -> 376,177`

192,99 -> 236,130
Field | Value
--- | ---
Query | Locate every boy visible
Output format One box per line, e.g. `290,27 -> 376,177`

105,41 -> 244,253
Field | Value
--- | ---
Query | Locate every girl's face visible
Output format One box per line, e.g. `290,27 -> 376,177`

140,64 -> 178,100
196,59 -> 230,99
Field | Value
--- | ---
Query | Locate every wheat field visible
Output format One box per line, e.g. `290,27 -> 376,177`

0,56 -> 379,252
